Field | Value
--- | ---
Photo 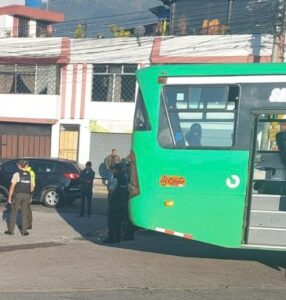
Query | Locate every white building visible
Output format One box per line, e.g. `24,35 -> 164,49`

0,4 -> 63,38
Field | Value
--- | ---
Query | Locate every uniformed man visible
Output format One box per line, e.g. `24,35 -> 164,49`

104,164 -> 125,243
78,161 -> 95,218
4,160 -> 35,236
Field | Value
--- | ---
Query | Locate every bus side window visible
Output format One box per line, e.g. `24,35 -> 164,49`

133,90 -> 150,131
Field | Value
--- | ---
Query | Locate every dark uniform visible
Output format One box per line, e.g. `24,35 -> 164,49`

8,170 -> 31,235
120,157 -> 135,240
79,163 -> 95,218
104,166 -> 125,243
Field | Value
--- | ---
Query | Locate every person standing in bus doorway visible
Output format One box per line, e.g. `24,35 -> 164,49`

5,160 -> 35,236
78,161 -> 95,218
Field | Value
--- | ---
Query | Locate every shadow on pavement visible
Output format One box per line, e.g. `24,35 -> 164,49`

53,192 -> 108,240
92,229 -> 286,271
26,185 -> 286,272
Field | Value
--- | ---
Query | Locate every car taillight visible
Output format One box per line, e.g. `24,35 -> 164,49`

64,173 -> 79,180
129,150 -> 140,198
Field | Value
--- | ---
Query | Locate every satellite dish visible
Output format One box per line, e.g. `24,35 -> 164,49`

134,25 -> 145,46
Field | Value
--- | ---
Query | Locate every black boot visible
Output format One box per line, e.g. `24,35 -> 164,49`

4,230 -> 14,235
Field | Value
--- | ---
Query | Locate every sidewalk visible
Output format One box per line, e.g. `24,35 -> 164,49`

0,179 -> 109,247
0,207 -> 107,247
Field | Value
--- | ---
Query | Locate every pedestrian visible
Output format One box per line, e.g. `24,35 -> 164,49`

78,161 -> 95,218
120,155 -> 135,241
5,160 -> 35,236
104,149 -> 121,170
103,164 -> 124,243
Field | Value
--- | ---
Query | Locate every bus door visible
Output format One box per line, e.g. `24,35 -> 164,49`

246,112 -> 286,248
154,84 -> 248,247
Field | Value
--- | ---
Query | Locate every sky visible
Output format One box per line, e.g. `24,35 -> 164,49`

42,0 -> 161,37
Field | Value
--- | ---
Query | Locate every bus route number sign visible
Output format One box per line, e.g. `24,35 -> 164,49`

160,175 -> 186,187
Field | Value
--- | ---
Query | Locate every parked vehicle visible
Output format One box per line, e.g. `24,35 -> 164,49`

0,158 -> 84,208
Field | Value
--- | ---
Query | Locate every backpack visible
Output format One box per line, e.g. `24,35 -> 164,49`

98,162 -> 112,180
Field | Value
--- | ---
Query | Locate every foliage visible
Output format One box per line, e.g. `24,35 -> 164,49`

109,24 -> 131,37
74,24 -> 86,39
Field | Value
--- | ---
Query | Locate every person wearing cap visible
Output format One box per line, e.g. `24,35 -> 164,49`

16,163 -> 35,231
5,160 -> 35,236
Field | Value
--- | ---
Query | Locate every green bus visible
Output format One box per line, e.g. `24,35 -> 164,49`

129,63 -> 286,250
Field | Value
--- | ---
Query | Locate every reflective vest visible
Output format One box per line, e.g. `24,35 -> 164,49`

15,170 -> 31,194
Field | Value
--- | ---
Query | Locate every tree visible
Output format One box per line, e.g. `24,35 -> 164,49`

109,24 -> 131,37
74,24 -> 86,39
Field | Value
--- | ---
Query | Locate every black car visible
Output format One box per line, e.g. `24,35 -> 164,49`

0,158 -> 84,208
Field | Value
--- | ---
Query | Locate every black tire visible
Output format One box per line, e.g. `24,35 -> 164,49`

0,186 -> 8,203
41,188 -> 61,208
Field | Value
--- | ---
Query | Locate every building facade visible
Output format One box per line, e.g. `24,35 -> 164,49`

0,4 -> 63,38
0,0 -> 282,175
161,0 -> 278,36
0,36 -> 155,173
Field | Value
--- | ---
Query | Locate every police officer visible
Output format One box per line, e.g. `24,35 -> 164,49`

104,164 -> 123,243
78,161 -> 95,218
5,160 -> 35,236
120,156 -> 135,241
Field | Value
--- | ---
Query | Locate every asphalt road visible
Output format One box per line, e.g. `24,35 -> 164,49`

0,198 -> 286,300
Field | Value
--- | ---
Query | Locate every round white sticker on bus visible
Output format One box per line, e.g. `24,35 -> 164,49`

226,175 -> 240,189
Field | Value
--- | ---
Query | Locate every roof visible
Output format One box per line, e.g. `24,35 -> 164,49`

0,5 -> 64,23
149,6 -> 170,19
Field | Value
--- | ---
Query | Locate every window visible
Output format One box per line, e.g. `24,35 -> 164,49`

1,161 -> 18,174
92,64 -> 137,102
0,64 -> 60,95
158,85 -> 239,148
29,161 -> 56,174
18,18 -> 29,37
133,90 -> 150,131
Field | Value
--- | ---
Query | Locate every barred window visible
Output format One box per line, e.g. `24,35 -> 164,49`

18,18 -> 29,38
0,64 -> 60,95
92,64 -> 137,102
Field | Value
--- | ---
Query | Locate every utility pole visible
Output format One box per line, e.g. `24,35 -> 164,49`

226,0 -> 234,33
272,0 -> 286,62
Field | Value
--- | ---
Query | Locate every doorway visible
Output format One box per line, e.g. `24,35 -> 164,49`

246,113 -> 286,248
59,124 -> 79,161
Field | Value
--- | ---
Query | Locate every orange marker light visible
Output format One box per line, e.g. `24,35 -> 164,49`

164,200 -> 174,207
158,77 -> 167,84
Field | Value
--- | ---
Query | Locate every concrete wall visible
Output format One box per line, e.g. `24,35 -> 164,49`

1,0 -> 25,6
0,94 -> 60,120
0,15 -> 13,38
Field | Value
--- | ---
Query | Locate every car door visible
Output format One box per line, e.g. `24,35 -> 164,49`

29,160 -> 55,195
0,160 -> 18,191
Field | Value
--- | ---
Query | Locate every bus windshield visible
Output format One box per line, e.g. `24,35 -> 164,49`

158,85 -> 239,149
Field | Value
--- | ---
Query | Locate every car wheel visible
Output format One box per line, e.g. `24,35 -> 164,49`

41,188 -> 61,208
0,186 -> 8,203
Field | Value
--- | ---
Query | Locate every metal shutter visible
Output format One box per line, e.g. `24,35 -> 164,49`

89,133 -> 131,178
